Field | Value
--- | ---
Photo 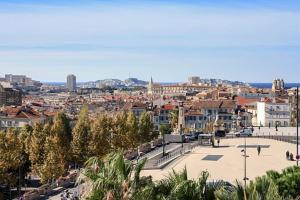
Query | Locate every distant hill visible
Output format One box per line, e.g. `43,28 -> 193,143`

79,78 -> 148,88
95,79 -> 125,87
124,78 -> 148,87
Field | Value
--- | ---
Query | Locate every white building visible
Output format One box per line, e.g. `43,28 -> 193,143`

67,74 -> 77,92
256,98 -> 291,127
5,74 -> 26,85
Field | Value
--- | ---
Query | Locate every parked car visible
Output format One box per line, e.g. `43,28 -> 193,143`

185,134 -> 196,141
139,143 -> 152,155
152,138 -> 163,147
124,150 -> 138,160
194,131 -> 204,139
236,128 -> 253,137
215,130 -> 226,137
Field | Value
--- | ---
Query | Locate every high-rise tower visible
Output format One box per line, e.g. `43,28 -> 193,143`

67,74 -> 76,92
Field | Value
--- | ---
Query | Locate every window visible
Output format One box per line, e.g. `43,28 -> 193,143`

276,106 -> 280,111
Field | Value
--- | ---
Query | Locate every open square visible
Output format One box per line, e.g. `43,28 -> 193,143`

141,138 -> 297,183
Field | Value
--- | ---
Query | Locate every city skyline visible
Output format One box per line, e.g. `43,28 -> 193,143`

0,0 -> 299,82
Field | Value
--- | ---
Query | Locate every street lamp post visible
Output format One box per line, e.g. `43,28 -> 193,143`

162,132 -> 165,157
242,136 -> 249,199
180,125 -> 184,150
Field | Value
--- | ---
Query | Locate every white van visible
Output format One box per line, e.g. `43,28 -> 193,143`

235,128 -> 253,137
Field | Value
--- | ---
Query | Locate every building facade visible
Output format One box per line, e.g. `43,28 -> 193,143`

0,84 -> 22,106
272,78 -> 285,92
0,106 -> 49,129
288,89 -> 300,127
147,77 -> 212,96
67,74 -> 77,92
257,99 -> 291,127
188,76 -> 200,85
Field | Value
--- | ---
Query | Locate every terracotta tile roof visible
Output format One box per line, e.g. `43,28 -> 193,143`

123,102 -> 147,110
161,104 -> 176,110
185,110 -> 203,116
236,97 -> 258,106
1,106 -> 44,119
192,100 -> 236,109
260,97 -> 288,104
275,98 -> 288,104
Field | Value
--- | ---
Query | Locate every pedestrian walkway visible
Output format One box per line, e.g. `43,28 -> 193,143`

141,138 -> 297,183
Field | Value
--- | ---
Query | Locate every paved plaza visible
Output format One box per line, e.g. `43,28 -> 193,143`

141,138 -> 298,183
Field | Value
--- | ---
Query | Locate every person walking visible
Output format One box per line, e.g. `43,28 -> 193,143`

286,151 -> 290,160
290,153 -> 294,161
257,145 -> 261,156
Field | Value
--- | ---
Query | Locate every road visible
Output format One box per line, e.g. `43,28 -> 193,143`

47,184 -> 82,200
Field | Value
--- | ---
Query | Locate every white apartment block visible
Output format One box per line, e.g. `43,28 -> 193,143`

257,100 -> 291,127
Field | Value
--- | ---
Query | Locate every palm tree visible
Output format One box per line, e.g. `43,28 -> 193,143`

215,181 -> 244,200
77,152 -> 148,200
215,178 -> 282,200
153,167 -> 210,200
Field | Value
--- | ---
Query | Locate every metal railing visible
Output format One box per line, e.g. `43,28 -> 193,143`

139,147 -> 162,161
155,142 -> 199,167
224,132 -> 299,145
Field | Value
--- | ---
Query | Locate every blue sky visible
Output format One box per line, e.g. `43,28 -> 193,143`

0,0 -> 299,83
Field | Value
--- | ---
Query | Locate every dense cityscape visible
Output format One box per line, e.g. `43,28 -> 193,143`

0,73 -> 299,200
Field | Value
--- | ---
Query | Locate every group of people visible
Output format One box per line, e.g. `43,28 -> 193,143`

60,189 -> 79,200
286,151 -> 294,161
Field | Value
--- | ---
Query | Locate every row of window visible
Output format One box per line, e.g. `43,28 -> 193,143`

207,109 -> 230,114
268,106 -> 289,111
268,114 -> 290,119
159,116 -> 169,121
185,115 -> 233,121
0,120 -> 16,126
